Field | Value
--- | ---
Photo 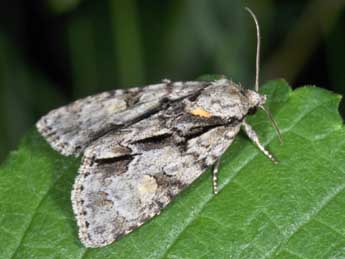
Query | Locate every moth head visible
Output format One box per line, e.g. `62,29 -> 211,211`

244,88 -> 266,113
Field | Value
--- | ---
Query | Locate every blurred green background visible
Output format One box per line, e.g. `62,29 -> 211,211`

0,0 -> 344,162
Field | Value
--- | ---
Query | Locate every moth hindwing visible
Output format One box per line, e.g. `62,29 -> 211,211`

37,79 -> 276,248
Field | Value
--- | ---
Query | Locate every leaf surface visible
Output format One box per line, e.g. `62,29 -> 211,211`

1,80 -> 345,259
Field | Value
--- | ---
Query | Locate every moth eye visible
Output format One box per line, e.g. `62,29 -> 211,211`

247,106 -> 258,115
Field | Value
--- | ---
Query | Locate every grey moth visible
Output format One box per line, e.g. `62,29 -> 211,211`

36,8 -> 281,248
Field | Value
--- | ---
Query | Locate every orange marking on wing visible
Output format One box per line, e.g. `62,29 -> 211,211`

190,107 -> 212,118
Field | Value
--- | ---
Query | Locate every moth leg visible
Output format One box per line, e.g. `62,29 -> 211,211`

242,120 -> 278,164
212,159 -> 221,194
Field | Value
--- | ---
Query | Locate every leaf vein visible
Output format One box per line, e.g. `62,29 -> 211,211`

267,183 -> 345,258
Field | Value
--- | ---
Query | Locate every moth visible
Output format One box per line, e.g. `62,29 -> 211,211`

36,8 -> 282,248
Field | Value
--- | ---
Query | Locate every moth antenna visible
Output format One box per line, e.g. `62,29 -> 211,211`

260,105 -> 283,144
245,7 -> 260,92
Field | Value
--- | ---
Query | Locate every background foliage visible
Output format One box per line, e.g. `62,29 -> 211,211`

0,0 -> 344,161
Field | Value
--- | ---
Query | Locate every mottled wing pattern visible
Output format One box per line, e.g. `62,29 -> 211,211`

68,80 -> 249,247
36,78 -> 261,248
36,81 -> 208,156
72,124 -> 241,247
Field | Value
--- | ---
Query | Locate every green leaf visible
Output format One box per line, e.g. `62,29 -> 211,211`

1,80 -> 345,258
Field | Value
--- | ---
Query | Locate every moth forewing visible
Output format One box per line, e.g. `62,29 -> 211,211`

38,80 -> 276,248
35,81 -> 208,157
72,119 -> 242,247
67,79 -> 274,248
